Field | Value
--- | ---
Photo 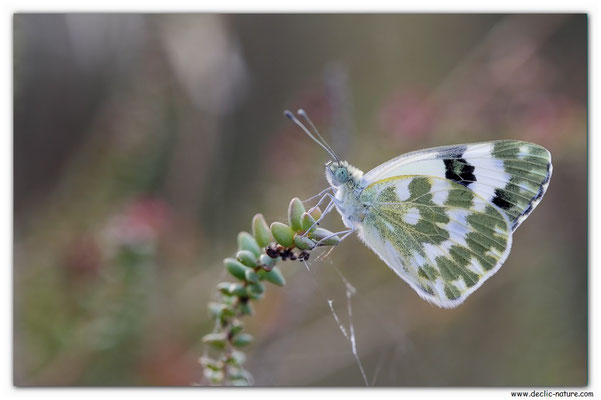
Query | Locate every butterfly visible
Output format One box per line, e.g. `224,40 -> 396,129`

285,109 -> 552,308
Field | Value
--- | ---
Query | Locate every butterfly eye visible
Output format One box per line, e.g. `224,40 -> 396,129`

335,167 -> 348,182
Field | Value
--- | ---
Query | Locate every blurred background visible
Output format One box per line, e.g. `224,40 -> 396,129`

13,14 -> 587,386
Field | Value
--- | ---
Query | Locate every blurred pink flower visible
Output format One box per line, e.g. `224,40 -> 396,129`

102,197 -> 171,251
124,198 -> 170,239
378,88 -> 438,139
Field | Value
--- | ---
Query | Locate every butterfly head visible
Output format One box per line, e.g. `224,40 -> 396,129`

283,109 -> 363,187
325,160 -> 363,188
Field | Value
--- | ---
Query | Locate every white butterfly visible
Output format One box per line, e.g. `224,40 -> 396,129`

286,109 -> 552,308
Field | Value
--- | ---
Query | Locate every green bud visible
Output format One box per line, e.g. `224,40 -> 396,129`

309,206 -> 322,221
270,222 -> 295,248
294,234 -> 316,250
248,282 -> 265,295
227,366 -> 247,380
252,213 -> 273,248
239,302 -> 253,316
261,267 -> 286,286
247,282 -> 265,300
199,356 -> 222,371
229,319 -> 243,336
310,227 -> 340,246
237,231 -> 261,258
236,250 -> 258,268
228,283 -> 247,297
204,368 -> 224,384
224,258 -> 252,281
226,350 -> 246,365
232,333 -> 253,347
244,268 -> 259,284
259,253 -> 276,270
231,378 -> 250,386
288,198 -> 305,232
208,302 -> 224,318
223,295 -> 237,307
217,282 -> 232,295
202,333 -> 227,349
247,290 -> 263,300
209,302 -> 235,321
300,212 -> 317,233
221,306 -> 235,319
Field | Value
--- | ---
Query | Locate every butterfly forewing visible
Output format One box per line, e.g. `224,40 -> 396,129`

361,140 -> 552,231
358,175 -> 512,308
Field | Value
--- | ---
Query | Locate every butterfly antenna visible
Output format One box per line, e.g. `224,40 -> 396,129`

284,110 -> 340,162
296,109 -> 340,162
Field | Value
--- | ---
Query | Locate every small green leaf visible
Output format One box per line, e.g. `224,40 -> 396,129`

232,333 -> 253,347
199,356 -> 222,371
248,282 -> 265,295
227,366 -> 246,380
270,222 -> 295,248
244,268 -> 259,284
221,306 -> 235,319
294,234 -> 315,250
217,282 -> 232,295
259,253 -> 276,270
261,267 -> 286,286
228,283 -> 247,297
247,281 -> 265,300
204,368 -> 225,384
202,333 -> 227,349
309,206 -> 322,221
226,350 -> 246,365
247,290 -> 263,300
229,319 -> 243,336
236,250 -> 258,268
300,212 -> 317,233
222,295 -> 237,307
237,231 -> 261,257
224,258 -> 252,281
252,213 -> 274,247
239,302 -> 253,316
288,198 -> 306,232
208,302 -> 234,321
208,302 -> 224,318
310,227 -> 340,246
230,378 -> 249,386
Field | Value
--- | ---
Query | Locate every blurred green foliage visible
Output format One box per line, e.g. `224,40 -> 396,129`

14,14 -> 587,386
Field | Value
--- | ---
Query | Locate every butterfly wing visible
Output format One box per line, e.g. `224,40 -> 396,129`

357,175 -> 512,308
361,140 -> 552,231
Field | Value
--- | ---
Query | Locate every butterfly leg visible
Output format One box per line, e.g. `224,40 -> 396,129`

306,190 -> 336,217
301,193 -> 340,237
314,226 -> 355,247
302,186 -> 335,204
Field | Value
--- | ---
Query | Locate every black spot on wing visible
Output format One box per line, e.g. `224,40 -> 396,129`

443,157 -> 477,187
492,188 -> 512,210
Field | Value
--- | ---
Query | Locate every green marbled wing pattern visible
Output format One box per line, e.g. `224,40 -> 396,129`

486,141 -> 552,230
358,175 -> 513,308
361,140 -> 552,231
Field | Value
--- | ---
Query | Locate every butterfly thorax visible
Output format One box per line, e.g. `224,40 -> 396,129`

325,161 -> 368,228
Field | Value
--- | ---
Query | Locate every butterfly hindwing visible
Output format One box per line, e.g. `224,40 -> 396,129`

361,140 -> 552,231
358,175 -> 512,308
